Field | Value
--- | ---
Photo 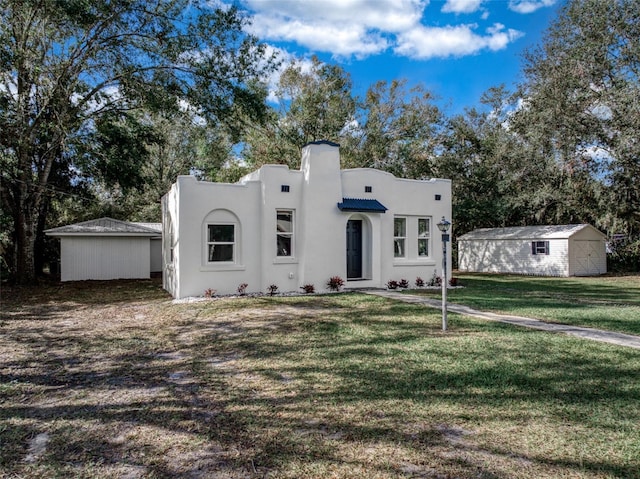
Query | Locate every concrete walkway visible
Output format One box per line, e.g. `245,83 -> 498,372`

363,290 -> 640,350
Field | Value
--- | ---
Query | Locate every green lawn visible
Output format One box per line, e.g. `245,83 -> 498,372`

1,280 -> 639,478
407,274 -> 640,335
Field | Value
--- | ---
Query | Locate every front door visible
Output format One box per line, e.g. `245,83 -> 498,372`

346,220 -> 362,279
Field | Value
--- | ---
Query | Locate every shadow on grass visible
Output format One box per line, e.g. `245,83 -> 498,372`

409,274 -> 640,335
1,291 -> 639,478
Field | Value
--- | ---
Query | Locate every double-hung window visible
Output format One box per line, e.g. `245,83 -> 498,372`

394,217 -> 406,258
207,224 -> 235,262
418,218 -> 430,256
276,210 -> 294,257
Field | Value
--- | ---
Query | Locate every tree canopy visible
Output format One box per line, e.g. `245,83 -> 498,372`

0,0 -> 275,282
2,0 -> 639,281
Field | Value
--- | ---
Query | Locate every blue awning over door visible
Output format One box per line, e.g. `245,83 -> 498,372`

337,198 -> 388,213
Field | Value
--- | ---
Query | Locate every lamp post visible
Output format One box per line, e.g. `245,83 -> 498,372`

437,216 -> 451,331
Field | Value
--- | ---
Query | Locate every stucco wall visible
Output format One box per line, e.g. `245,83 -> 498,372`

341,169 -> 452,287
60,236 -> 151,281
162,142 -> 452,298
169,176 -> 263,298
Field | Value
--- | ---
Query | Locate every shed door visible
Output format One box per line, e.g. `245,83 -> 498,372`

574,240 -> 605,276
346,220 -> 362,279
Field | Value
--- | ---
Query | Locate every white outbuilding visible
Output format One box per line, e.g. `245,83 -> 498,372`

457,224 -> 607,277
46,217 -> 162,281
162,141 -> 452,298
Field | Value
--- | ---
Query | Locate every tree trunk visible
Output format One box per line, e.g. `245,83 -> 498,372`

13,198 -> 37,284
9,152 -> 41,284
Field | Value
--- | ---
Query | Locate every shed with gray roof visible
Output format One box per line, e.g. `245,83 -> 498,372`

457,224 -> 606,277
46,217 -> 162,281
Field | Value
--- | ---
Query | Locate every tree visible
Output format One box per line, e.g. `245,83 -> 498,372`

440,83 -> 601,246
243,61 -> 444,177
88,110 -> 236,222
0,0 -> 275,283
243,56 -> 356,168
343,79 -> 443,177
514,0 -> 640,266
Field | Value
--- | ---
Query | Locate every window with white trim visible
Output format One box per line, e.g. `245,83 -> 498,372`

532,241 -> 549,255
418,217 -> 430,256
394,217 -> 406,258
276,210 -> 294,257
207,224 -> 235,262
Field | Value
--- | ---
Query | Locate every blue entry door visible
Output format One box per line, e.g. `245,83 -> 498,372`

346,220 -> 363,279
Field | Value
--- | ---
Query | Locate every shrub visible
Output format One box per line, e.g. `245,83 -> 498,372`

386,280 -> 399,290
449,277 -> 459,287
415,276 -> 425,288
204,288 -> 216,298
427,271 -> 442,287
300,284 -> 315,294
398,278 -> 409,289
326,276 -> 344,291
267,284 -> 279,296
237,283 -> 248,295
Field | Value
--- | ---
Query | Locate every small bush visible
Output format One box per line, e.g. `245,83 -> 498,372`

326,276 -> 344,291
398,279 -> 409,289
415,276 -> 425,287
267,284 -> 279,296
204,288 -> 216,298
237,283 -> 248,295
449,277 -> 459,287
387,280 -> 399,290
427,271 -> 442,287
300,284 -> 315,294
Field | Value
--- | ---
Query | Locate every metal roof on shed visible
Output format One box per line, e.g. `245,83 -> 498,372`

45,217 -> 162,236
458,224 -> 605,241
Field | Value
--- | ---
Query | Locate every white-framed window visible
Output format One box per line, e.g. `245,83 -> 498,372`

418,217 -> 430,257
532,241 -> 549,255
276,210 -> 294,257
394,217 -> 406,258
207,224 -> 235,262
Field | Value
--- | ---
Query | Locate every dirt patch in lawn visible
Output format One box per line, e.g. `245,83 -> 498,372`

1,279 -> 638,478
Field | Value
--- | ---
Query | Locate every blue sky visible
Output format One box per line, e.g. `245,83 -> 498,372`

227,0 -> 563,114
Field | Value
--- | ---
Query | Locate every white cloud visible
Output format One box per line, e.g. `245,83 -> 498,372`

442,0 -> 484,14
248,15 -> 388,59
238,0 -> 526,60
242,0 -> 422,58
244,0 -> 424,31
508,0 -> 556,14
395,23 -> 523,59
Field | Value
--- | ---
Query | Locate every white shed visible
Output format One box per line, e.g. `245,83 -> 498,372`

457,224 -> 607,277
46,217 -> 162,281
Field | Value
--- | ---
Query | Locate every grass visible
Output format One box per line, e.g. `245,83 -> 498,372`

1,279 -> 639,478
407,273 -> 640,336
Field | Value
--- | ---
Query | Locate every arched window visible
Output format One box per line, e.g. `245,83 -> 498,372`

203,209 -> 241,265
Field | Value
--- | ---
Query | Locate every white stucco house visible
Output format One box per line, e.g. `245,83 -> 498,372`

46,217 -> 162,281
162,141 -> 452,298
457,224 -> 607,277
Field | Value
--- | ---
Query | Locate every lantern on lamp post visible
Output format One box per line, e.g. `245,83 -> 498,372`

436,217 -> 451,331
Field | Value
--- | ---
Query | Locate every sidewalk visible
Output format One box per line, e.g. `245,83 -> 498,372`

363,290 -> 640,350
